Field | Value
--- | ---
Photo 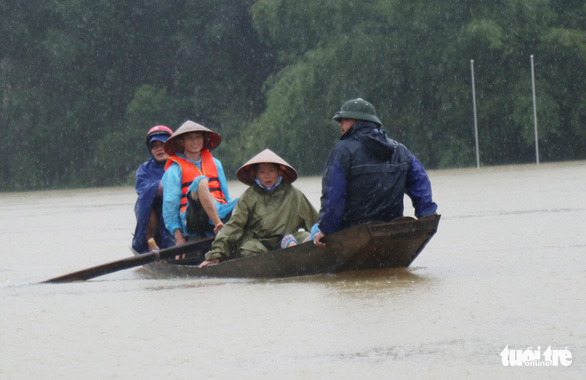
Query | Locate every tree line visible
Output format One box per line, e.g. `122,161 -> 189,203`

1,0 -> 585,191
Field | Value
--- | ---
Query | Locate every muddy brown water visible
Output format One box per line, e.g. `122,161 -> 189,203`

1,162 -> 585,379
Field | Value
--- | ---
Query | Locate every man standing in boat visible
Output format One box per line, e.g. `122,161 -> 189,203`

161,120 -> 237,245
312,98 -> 438,247
132,125 -> 176,253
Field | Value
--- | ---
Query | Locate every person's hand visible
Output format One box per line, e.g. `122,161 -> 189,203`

213,222 -> 224,234
175,236 -> 186,246
199,259 -> 219,268
174,230 -> 186,259
174,230 -> 186,246
313,231 -> 326,247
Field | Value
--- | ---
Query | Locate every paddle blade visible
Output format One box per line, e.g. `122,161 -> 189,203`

40,236 -> 215,284
41,252 -> 158,284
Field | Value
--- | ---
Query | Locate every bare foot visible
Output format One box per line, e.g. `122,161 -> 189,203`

281,234 -> 298,249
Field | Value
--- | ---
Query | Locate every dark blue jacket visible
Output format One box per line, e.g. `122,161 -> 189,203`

132,157 -> 175,253
318,121 -> 437,234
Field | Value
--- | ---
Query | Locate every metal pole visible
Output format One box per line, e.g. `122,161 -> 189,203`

470,59 -> 480,168
530,54 -> 540,165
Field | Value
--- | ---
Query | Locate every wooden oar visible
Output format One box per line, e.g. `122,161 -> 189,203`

41,236 -> 214,284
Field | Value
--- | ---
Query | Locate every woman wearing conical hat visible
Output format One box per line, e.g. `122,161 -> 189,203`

161,120 -> 237,247
199,149 -> 318,267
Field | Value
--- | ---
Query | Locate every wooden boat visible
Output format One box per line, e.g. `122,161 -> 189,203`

135,214 -> 441,279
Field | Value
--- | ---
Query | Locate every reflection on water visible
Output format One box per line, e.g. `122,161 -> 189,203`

2,162 -> 586,379
276,267 -> 434,297
130,265 -> 435,298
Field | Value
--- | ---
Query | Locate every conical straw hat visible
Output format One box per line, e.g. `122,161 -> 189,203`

237,149 -> 298,185
164,120 -> 222,155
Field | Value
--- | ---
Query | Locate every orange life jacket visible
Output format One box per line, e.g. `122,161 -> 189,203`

165,150 -> 227,214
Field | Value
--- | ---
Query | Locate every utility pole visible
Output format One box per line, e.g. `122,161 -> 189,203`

470,59 -> 480,168
530,55 -> 540,165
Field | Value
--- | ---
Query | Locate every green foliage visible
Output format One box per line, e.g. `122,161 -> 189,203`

0,0 -> 274,190
89,85 -> 178,187
1,0 -> 585,190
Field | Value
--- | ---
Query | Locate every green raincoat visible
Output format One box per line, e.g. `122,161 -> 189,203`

205,182 -> 318,260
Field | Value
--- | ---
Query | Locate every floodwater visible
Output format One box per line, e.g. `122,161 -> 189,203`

1,161 -> 585,379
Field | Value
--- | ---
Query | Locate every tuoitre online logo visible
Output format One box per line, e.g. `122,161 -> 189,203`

500,345 -> 572,367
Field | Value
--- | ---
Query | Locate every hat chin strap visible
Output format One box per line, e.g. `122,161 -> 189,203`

254,175 -> 283,191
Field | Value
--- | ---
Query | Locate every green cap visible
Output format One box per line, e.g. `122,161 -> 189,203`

332,98 -> 381,125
